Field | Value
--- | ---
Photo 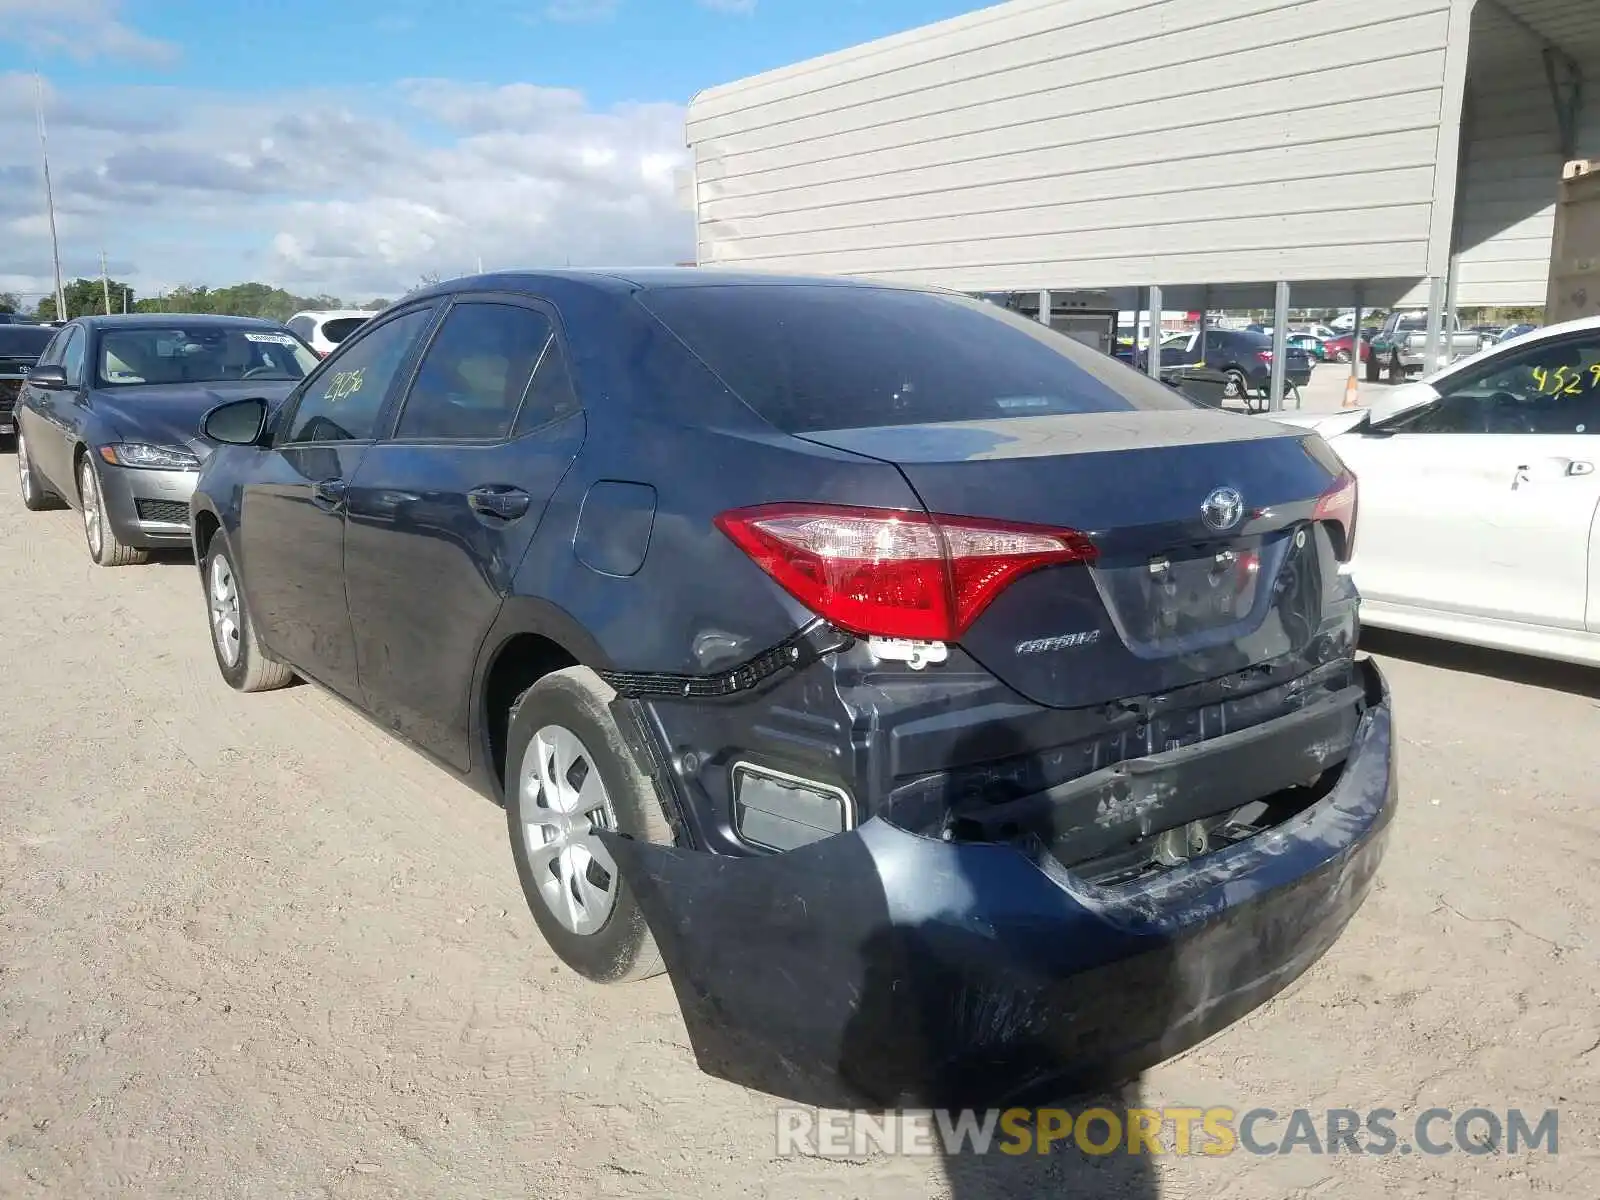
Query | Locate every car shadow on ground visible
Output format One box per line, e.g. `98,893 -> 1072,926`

1360,627 -> 1600,700
145,548 -> 199,567
868,722 -> 1161,1200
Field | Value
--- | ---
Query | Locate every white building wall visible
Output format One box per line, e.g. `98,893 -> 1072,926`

687,0 -> 1473,294
1444,1 -> 1600,308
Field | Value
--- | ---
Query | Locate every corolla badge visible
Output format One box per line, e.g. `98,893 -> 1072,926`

1201,486 -> 1245,532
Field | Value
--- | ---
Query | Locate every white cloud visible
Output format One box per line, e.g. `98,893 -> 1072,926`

0,0 -> 179,65
0,72 -> 694,306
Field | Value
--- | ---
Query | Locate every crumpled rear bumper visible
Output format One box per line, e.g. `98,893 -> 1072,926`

606,659 -> 1396,1110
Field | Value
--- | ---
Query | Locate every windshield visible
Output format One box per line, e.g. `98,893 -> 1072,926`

639,283 -> 1192,433
97,326 -> 319,387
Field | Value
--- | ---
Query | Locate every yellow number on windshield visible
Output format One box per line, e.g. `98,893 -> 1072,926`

1532,365 -> 1549,392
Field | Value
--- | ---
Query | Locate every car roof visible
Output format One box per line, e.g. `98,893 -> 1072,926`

1425,313 -> 1600,385
289,309 -> 374,321
401,267 -> 949,305
73,313 -> 291,331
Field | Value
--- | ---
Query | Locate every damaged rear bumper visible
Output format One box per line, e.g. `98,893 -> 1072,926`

606,658 -> 1396,1109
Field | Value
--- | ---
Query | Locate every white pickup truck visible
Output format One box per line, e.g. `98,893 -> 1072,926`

1365,310 -> 1486,382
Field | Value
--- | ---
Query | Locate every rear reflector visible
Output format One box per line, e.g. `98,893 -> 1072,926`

1313,471 -> 1358,561
714,502 -> 1097,642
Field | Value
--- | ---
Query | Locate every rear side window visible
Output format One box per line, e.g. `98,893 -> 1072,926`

395,302 -> 575,441
639,284 -> 1191,433
0,327 -> 53,356
61,328 -> 86,387
321,316 -> 369,344
287,316 -> 315,341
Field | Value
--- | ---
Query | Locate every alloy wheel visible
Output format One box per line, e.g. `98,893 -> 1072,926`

519,724 -> 621,936
17,434 -> 31,500
80,462 -> 102,559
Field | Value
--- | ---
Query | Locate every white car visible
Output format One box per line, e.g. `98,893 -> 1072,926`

1273,315 -> 1600,667
285,309 -> 373,358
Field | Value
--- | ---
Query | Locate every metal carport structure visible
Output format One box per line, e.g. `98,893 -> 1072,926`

680,0 -> 1600,408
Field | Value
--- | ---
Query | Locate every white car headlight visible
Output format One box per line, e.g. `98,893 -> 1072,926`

99,442 -> 201,470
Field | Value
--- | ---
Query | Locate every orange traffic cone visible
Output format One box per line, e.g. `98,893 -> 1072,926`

1342,374 -> 1360,409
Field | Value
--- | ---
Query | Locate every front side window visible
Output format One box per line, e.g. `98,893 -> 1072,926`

281,307 -> 435,445
1381,333 -> 1600,436
639,283 -> 1191,434
394,302 -> 574,441
96,326 -> 320,387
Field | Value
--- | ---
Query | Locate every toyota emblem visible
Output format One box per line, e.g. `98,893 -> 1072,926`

1201,486 -> 1245,532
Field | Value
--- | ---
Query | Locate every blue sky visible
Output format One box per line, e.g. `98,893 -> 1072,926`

0,0 -> 994,304
42,0 -> 990,107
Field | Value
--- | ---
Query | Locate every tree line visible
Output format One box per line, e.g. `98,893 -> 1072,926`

0,280 -> 390,323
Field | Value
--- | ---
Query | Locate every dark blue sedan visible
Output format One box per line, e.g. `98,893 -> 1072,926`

187,269 -> 1395,1108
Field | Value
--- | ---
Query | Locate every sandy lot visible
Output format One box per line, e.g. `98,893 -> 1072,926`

1,433 -> 1596,1198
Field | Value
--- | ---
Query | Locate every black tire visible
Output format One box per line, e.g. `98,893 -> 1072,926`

78,455 -> 148,566
1334,350 -> 1350,364
1365,355 -> 1381,383
204,537 -> 294,692
16,430 -> 61,511
505,666 -> 677,984
1387,352 -> 1405,384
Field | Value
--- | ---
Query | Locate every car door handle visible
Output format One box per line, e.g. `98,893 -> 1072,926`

1512,459 -> 1595,489
311,478 -> 347,510
467,485 -> 531,521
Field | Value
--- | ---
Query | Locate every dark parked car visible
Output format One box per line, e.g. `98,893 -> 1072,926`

1140,328 -> 1313,407
11,314 -> 319,565
0,323 -> 54,441
189,270 -> 1394,1108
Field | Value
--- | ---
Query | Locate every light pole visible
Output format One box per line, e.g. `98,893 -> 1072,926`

34,73 -> 67,322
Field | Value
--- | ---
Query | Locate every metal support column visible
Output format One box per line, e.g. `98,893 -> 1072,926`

1268,281 -> 1290,411
1146,285 -> 1163,381
1443,258 -> 1461,349
1423,275 -> 1445,374
1349,297 -> 1364,383
1037,290 -> 1051,327
1198,287 -> 1209,357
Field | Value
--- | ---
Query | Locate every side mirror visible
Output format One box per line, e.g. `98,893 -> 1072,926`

27,365 -> 68,389
201,396 -> 270,446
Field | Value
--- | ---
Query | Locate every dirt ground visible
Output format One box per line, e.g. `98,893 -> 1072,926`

2,446 -> 1597,1198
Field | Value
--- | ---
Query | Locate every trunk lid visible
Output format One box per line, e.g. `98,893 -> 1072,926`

797,410 -> 1347,709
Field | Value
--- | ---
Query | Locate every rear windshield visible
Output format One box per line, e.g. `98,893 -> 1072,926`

0,326 -> 54,356
321,316 -> 369,344
639,283 -> 1192,432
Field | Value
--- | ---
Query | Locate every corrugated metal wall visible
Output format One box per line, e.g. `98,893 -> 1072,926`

1445,1 -> 1600,308
686,0 -> 1471,295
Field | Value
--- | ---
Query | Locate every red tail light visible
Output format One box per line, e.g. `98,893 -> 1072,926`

1257,350 -> 1273,362
714,503 -> 1098,641
1312,471 -> 1358,562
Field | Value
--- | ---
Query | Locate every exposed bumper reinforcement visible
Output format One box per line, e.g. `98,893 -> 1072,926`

606,658 -> 1395,1110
